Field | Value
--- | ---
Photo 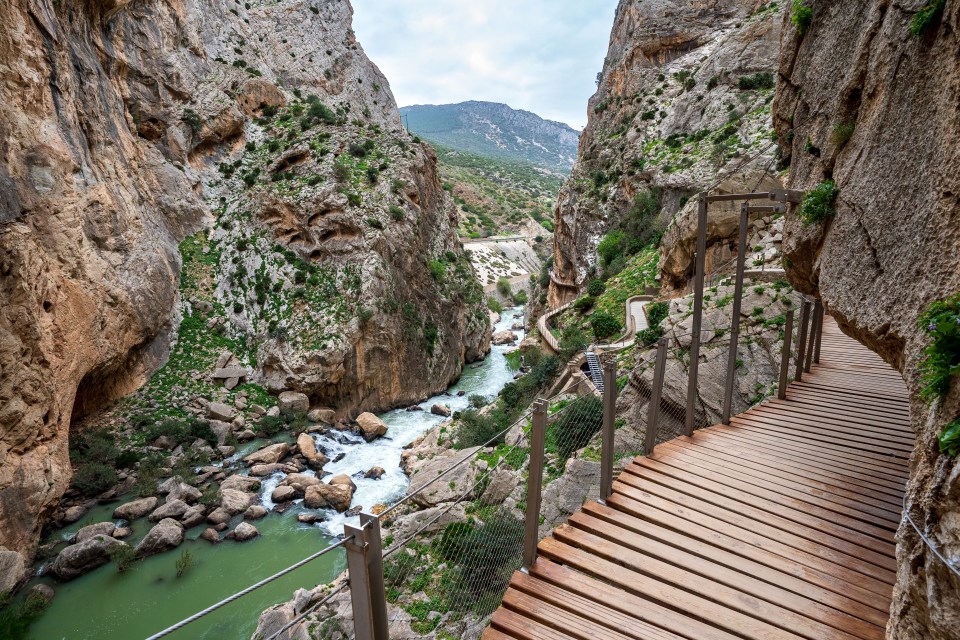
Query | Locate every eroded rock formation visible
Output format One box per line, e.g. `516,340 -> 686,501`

773,3 -> 959,637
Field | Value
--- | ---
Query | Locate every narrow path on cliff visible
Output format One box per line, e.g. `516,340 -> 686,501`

484,316 -> 911,640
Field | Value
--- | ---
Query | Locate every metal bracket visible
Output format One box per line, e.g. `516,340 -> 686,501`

768,189 -> 804,204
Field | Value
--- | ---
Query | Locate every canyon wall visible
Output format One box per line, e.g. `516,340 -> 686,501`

549,0 -> 783,306
0,0 -> 485,580
773,2 -> 959,637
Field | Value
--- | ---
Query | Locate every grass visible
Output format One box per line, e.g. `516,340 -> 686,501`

798,181 -> 840,225
917,293 -> 960,402
791,0 -> 813,35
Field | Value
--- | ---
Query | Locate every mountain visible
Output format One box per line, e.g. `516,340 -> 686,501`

400,101 -> 580,172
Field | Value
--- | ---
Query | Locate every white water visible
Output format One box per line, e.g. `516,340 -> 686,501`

258,307 -> 526,535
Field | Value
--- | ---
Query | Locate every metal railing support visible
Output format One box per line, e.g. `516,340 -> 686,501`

778,309 -> 795,400
600,360 -> 617,502
645,337 -> 669,456
813,300 -> 825,364
805,300 -> 820,373
344,516 -> 389,640
522,399 -> 548,570
722,203 -> 750,425
794,298 -> 812,382
684,193 -> 708,436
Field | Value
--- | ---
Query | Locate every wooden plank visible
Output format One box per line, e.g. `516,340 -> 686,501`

529,559 -> 745,640
751,401 -> 914,438
482,628 -> 518,640
501,588 -> 642,640
786,387 -> 911,413
490,608 -> 581,640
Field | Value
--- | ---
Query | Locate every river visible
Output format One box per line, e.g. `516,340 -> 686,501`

25,307 -> 525,640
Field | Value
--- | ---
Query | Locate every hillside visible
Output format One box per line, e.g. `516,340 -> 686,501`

401,101 -> 579,172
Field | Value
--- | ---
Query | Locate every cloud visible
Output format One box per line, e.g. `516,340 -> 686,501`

351,0 -> 619,129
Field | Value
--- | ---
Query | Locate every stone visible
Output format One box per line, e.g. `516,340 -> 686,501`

297,513 -> 325,524
112,527 -> 132,539
271,486 -> 296,503
63,505 -> 89,523
250,404 -> 267,416
135,519 -> 184,558
29,583 -> 55,602
244,443 -> 290,465
50,536 -> 127,581
237,429 -> 256,441
206,508 -> 232,526
113,496 -> 158,521
149,499 -> 189,522
365,466 -> 386,480
0,548 -> 27,592
213,366 -> 248,380
297,433 -> 328,468
303,483 -> 354,512
75,522 -> 116,543
491,330 -> 518,345
389,504 -> 467,542
328,474 -> 357,491
244,505 -> 268,520
221,475 -> 262,493
217,445 -> 236,458
231,522 -> 260,542
266,406 -> 281,418
480,467 -> 519,506
406,447 -> 480,507
200,528 -> 220,544
307,408 -> 336,424
406,405 -> 424,412
430,404 -> 451,417
215,351 -> 234,369
209,420 -> 233,446
278,391 -> 309,413
355,412 -> 388,441
167,481 -> 202,504
207,402 -> 236,421
511,321 -> 524,330
181,505 -> 207,528
220,489 -> 253,515
152,435 -> 177,450
224,378 -> 239,390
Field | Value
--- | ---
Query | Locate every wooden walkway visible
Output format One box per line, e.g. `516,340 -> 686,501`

484,318 -> 912,640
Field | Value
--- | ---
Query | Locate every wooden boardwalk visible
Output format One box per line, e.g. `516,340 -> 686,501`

484,318 -> 912,640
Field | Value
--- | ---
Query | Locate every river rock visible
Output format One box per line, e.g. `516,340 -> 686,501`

250,463 -> 298,477
303,483 -> 354,512
74,522 -> 116,543
217,445 -> 236,458
0,548 -> 27,593
266,406 -> 281,418
206,508 -> 232,526
407,447 -> 480,507
271,486 -> 296,503
181,505 -> 207,528
280,474 -> 321,497
200,528 -> 220,544
244,443 -> 290,465
355,412 -> 388,441
220,489 -> 253,515
237,429 -> 256,442
231,522 -> 260,542
480,467 -> 519,505
297,513 -> 325,524
221,475 -> 261,493
50,535 -> 126,581
135,519 -> 184,558
406,405 -> 424,412
113,496 -> 158,521
149,499 -> 189,522
63,505 -> 88,523
207,402 -> 236,421
29,583 -> 55,603
307,408 -> 336,424
297,433 -> 328,468
167,481 -> 202,504
430,404 -> 451,417
365,466 -> 386,480
209,420 -> 233,446
328,474 -> 357,491
492,330 -> 518,345
511,321 -> 524,330
278,391 -> 309,413
244,505 -> 268,520
112,527 -> 132,539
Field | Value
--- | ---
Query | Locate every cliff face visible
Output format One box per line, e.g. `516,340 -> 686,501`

773,3 -> 959,638
549,0 -> 784,306
0,0 -> 485,576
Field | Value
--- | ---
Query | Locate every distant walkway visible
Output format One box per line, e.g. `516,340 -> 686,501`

595,295 -> 653,352
485,317 -> 911,640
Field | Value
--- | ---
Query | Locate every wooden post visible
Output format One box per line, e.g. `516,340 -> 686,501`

722,204 -> 750,425
685,194 -> 708,435
778,310 -> 795,400
644,337 -> 669,456
600,360 -> 617,502
522,399 -> 548,570
795,299 -> 812,382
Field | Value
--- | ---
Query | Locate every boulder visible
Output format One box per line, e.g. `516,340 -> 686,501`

297,513 -> 325,524
207,402 -> 236,421
149,499 -> 189,522
511,321 -> 524,330
112,527 -> 132,539
328,474 -> 357,491
244,505 -> 268,520
278,391 -> 309,413
430,404 -> 451,417
480,467 -> 519,505
221,475 -> 261,493
200,528 -> 220,544
266,406 -> 281,418
50,536 -> 126,581
279,474 -> 321,497
244,443 -> 290,465
365,466 -> 386,480
135,519 -> 185,558
389,504 -> 467,542
209,420 -> 233,446
231,522 -> 260,542
355,412 -> 389,441
0,548 -> 27,593
237,429 -> 257,441
407,447 -> 480,507
75,522 -> 116,543
303,483 -> 354,512
113,496 -> 158,521
297,433 -> 328,468
167,481 -> 202,504
28,583 -> 55,603
181,505 -> 207,528
220,489 -> 253,515
213,366 -> 248,380
307,408 -> 336,424
62,505 -> 88,523
250,463 -> 298,477
206,508 -> 232,526
492,330 -> 518,345
217,445 -> 236,458
271,486 -> 296,503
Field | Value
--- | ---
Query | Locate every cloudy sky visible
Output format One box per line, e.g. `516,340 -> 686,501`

351,1 -> 620,130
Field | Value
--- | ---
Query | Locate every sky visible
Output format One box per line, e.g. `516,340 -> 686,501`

351,1 -> 620,130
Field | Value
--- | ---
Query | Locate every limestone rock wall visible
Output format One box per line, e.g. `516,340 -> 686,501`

773,3 -> 960,637
549,0 -> 783,306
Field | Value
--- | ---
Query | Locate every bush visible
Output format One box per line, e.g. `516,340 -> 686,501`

367,218 -> 384,230
645,301 -> 670,327
144,418 -> 217,447
389,205 -> 405,221
175,549 -> 195,578
791,0 -> 812,35
0,591 -> 50,639
496,277 -> 512,296
558,326 -> 589,361
468,394 -> 488,409
110,545 -> 138,573
71,463 -> 117,497
258,414 -> 287,437
550,395 -> 603,462
428,260 -> 445,280
487,297 -> 503,313
573,296 -> 595,312
597,230 -> 624,266
453,409 -> 503,448
912,0 -> 946,36
590,310 -> 623,340
737,73 -> 775,91
512,290 -> 528,305
940,419 -> 960,456
587,279 -> 606,297
798,181 -> 840,225
918,293 -> 960,402
447,514 -> 524,614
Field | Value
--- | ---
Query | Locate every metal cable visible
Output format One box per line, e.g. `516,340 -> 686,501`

902,493 -> 960,579
261,582 -> 349,640
144,537 -> 352,640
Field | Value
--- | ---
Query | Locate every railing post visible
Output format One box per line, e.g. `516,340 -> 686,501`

344,522 -> 376,640
794,298 -> 812,382
778,309 -> 795,400
684,193 -> 708,436
600,360 -> 617,503
644,337 -> 669,455
522,399 -> 548,570
813,300 -> 825,364
805,299 -> 820,373
357,514 -> 389,639
722,203 -> 750,425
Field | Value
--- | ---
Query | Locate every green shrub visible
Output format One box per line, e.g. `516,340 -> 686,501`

468,394 -> 488,409
587,279 -> 606,297
175,549 -> 195,578
0,591 -> 50,639
737,73 -> 775,91
558,326 -> 589,361
549,395 -> 603,462
911,0 -> 946,36
791,0 -> 813,34
258,414 -> 287,437
590,310 -> 623,339
446,514 -> 524,615
939,419 -> 960,456
798,180 -> 840,225
110,545 -> 137,573
453,409 -> 503,448
389,205 -> 405,221
597,230 -> 625,266
423,322 -> 439,354
512,290 -> 528,305
496,277 -> 512,296
366,218 -> 384,230
645,301 -> 670,327
144,418 -> 217,447
428,260 -> 445,280
348,142 -> 369,157
71,463 -> 117,496
573,296 -> 595,312
487,297 -> 503,313
918,293 -> 960,402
